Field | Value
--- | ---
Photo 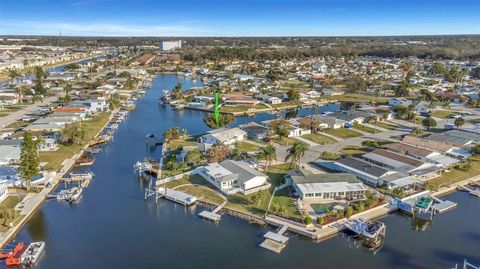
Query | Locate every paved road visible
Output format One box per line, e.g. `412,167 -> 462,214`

274,128 -> 410,166
0,93 -> 65,128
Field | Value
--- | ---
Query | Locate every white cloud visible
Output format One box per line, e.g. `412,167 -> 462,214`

0,20 -> 213,36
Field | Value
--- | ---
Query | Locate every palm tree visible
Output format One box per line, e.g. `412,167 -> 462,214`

286,141 -> 309,166
257,144 -> 276,172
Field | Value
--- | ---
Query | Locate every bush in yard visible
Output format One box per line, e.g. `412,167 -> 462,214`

345,206 -> 354,219
317,216 -> 325,225
304,215 -> 312,225
336,210 -> 344,219
320,151 -> 341,160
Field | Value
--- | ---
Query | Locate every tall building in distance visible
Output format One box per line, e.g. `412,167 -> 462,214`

159,40 -> 182,51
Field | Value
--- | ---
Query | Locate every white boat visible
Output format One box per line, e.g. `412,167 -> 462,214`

68,187 -> 83,202
21,242 -> 45,265
69,171 -> 95,181
344,219 -> 386,239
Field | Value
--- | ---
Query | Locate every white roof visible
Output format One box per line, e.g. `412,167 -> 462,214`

427,154 -> 459,166
298,182 -> 367,194
207,128 -> 246,142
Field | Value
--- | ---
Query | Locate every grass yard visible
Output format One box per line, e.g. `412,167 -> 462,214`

322,128 -> 362,139
176,185 -> 225,205
4,121 -> 30,129
40,113 -> 110,170
235,141 -> 262,152
168,138 -> 199,150
220,104 -> 269,113
353,124 -> 382,134
323,93 -> 388,104
431,110 -> 455,119
302,133 -> 337,145
428,156 -> 480,189
0,196 -> 23,232
340,145 -> 368,155
273,136 -> 308,146
375,122 -> 398,130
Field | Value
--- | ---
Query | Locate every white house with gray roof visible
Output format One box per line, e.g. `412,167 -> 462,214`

194,160 -> 270,195
198,128 -> 246,145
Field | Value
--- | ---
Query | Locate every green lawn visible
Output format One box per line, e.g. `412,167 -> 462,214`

375,122 -> 398,130
302,133 -> 337,145
431,110 -> 455,119
322,128 -> 362,139
428,156 -> 480,189
340,145 -> 368,155
353,124 -> 382,134
235,141 -> 262,152
168,138 -> 199,150
323,93 -> 388,104
4,121 -> 30,129
220,104 -> 269,113
40,113 -> 110,170
176,185 -> 225,205
0,196 -> 23,232
273,136 -> 308,146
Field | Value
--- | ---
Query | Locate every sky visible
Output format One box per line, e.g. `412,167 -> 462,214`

0,0 -> 479,37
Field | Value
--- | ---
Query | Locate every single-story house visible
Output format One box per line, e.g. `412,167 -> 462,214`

362,149 -> 435,175
330,111 -> 366,125
240,122 -> 270,140
388,98 -> 411,107
0,139 -> 22,165
334,157 -> 397,186
310,115 -> 346,129
285,167 -> 367,201
198,127 -> 247,145
224,96 -> 259,106
194,160 -> 271,195
402,136 -> 471,160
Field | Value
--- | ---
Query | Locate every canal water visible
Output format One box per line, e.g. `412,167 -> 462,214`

10,75 -> 480,269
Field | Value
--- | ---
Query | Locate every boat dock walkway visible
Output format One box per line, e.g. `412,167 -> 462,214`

259,223 -> 290,253
457,185 -> 480,198
199,195 -> 227,222
155,187 -> 197,206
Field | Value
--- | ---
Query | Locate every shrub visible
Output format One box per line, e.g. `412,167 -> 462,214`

304,215 -> 312,225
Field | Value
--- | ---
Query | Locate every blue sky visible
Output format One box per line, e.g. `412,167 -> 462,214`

0,0 -> 479,36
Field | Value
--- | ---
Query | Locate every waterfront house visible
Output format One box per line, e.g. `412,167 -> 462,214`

361,149 -> 440,180
198,128 -> 247,145
382,143 -> 459,167
309,115 -> 346,129
224,96 -> 259,106
427,129 -> 479,149
330,111 -> 366,125
402,136 -> 471,160
255,94 -> 282,104
285,167 -> 367,201
322,88 -> 345,96
194,160 -> 271,195
240,122 -> 270,140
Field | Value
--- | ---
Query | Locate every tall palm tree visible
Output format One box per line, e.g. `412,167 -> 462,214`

257,144 -> 276,172
286,141 -> 309,166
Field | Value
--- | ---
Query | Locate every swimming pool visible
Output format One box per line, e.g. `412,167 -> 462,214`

310,203 -> 334,214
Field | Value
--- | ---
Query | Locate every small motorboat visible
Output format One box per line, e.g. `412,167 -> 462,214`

20,242 -> 45,265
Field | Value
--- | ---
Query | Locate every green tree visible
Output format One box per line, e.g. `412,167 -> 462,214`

345,206 -> 354,219
61,122 -> 86,145
317,216 -> 325,225
257,144 -> 276,172
356,201 -> 365,212
18,132 -> 40,191
203,113 -> 234,128
34,66 -> 46,79
336,209 -> 344,219
454,117 -> 465,129
271,119 -> 290,140
410,127 -> 424,137
171,82 -> 183,100
163,127 -> 180,143
422,117 -> 437,130
185,150 -> 202,165
286,141 -> 309,166
471,145 -> 480,155
303,215 -> 312,225
8,69 -> 20,80
287,89 -> 300,102
344,75 -> 367,92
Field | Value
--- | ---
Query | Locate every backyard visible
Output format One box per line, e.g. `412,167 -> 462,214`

428,156 -> 480,189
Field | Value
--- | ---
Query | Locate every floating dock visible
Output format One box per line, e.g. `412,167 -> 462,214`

157,187 -> 197,206
199,210 -> 221,222
259,225 -> 289,253
458,185 -> 480,198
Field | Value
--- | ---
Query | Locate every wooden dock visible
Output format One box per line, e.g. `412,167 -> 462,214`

457,185 -> 480,197
199,200 -> 226,222
259,225 -> 290,253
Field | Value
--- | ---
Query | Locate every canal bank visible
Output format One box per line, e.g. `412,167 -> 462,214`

9,75 -> 479,269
